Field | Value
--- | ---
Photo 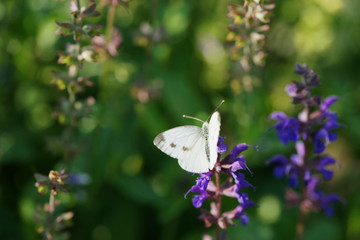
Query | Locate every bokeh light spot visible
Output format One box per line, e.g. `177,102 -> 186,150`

80,117 -> 98,133
257,195 -> 281,224
317,0 -> 343,13
122,154 -> 143,175
164,2 -> 189,36
7,38 -> 21,54
0,134 -> 15,155
29,103 -> 53,130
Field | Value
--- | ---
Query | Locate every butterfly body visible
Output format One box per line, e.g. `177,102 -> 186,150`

153,112 -> 221,173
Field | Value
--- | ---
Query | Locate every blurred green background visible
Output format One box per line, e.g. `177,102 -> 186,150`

1,0 -> 360,239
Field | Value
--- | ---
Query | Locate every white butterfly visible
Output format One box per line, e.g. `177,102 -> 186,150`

153,111 -> 221,173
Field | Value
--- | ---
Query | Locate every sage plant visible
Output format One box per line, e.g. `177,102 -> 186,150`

186,137 -> 257,240
226,0 -> 275,91
267,63 -> 343,240
33,0 -> 119,238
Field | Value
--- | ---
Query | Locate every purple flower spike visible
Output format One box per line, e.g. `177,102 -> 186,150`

185,136 -> 256,231
268,63 -> 342,220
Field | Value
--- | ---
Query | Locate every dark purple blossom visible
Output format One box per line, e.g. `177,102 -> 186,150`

267,155 -> 288,178
320,194 -> 343,217
69,172 -> 91,185
186,137 -> 256,230
313,116 -> 339,154
307,177 -> 343,217
217,136 -> 228,154
270,112 -> 300,145
285,84 -> 297,97
313,96 -> 341,153
222,143 -> 255,175
320,96 -> 338,112
267,141 -> 308,187
185,172 -> 212,208
316,156 -> 337,181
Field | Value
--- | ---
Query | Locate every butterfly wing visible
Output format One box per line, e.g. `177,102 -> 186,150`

207,111 -> 221,170
153,126 -> 210,173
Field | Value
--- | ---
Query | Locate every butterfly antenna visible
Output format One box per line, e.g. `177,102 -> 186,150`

205,100 -> 225,122
183,115 -> 205,123
214,100 -> 225,112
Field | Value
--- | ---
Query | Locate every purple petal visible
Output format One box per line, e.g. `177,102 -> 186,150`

328,132 -> 337,142
321,96 -> 338,112
304,170 -> 312,185
217,137 -> 228,154
218,143 -> 228,154
267,155 -> 288,178
238,213 -> 249,226
288,172 -> 299,188
307,177 -> 321,200
320,193 -> 343,217
317,156 -> 337,181
290,154 -> 303,167
267,155 -> 288,166
322,193 -> 343,204
318,156 -> 336,168
192,192 -> 209,208
231,172 -> 255,191
314,139 -> 326,154
321,169 -> 334,181
269,111 -> 288,121
296,141 -> 305,157
274,166 -> 286,178
185,173 -> 212,198
286,84 -> 297,97
230,144 -> 249,161
315,128 -> 328,141
231,156 -> 252,175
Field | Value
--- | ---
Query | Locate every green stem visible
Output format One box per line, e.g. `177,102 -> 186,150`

99,4 -> 117,89
106,4 -> 116,42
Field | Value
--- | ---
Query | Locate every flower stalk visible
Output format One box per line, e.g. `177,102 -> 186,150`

186,138 -> 257,239
33,0 -> 118,238
268,63 -> 344,239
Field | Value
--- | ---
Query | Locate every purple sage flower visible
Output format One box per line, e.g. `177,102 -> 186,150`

186,137 -> 256,231
268,63 -> 343,235
185,172 -> 212,208
270,112 -> 300,145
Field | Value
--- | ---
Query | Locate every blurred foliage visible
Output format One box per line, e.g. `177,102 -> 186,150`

0,0 -> 360,239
